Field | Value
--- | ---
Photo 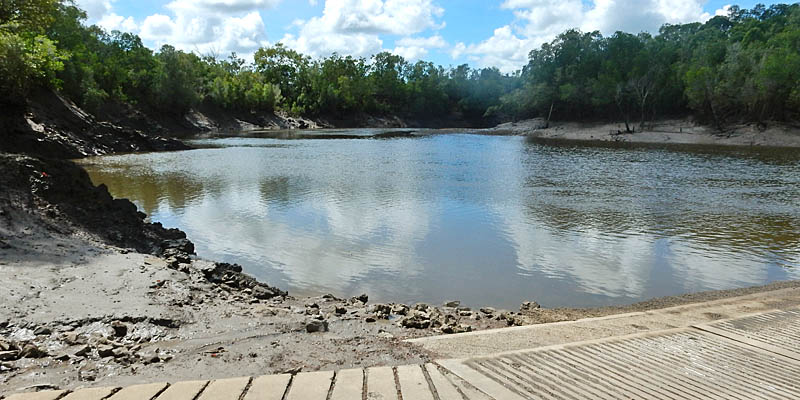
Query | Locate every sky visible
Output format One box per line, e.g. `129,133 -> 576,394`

76,0 -> 786,72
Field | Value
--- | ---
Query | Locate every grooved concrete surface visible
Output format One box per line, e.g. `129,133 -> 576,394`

4,308 -> 799,400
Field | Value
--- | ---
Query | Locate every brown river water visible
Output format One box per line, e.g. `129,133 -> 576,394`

80,131 -> 800,309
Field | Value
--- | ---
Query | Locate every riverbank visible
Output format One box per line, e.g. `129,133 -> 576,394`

3,226 -> 799,394
485,118 -> 800,147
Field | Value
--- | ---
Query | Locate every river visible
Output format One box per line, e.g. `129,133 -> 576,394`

79,131 -> 800,309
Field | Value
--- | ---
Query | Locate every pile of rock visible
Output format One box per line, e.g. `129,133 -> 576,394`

0,319 -> 174,377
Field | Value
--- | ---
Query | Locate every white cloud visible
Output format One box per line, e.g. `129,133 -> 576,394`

75,0 -> 113,22
98,13 -> 138,32
140,11 -> 269,57
392,35 -> 447,60
165,0 -> 282,14
715,4 -> 733,17
459,0 -> 716,73
281,0 -> 445,58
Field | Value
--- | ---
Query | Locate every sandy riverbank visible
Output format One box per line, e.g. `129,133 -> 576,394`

483,118 -> 800,147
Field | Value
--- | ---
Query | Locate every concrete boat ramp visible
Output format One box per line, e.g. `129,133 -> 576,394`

4,289 -> 800,399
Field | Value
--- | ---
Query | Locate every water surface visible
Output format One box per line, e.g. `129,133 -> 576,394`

80,133 -> 800,309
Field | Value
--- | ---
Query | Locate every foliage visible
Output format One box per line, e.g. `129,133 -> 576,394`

1,0 -> 799,126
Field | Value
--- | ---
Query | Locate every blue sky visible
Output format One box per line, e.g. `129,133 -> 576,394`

78,0 -> 786,72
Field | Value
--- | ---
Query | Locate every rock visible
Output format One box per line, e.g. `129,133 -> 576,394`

34,326 -> 52,336
442,324 -> 473,335
322,294 -> 341,301
305,308 -> 320,316
97,344 -> 115,358
0,340 -> 14,351
377,332 -> 394,339
162,248 -> 191,263
306,320 -> 329,333
110,321 -> 128,337
353,294 -> 369,304
0,350 -> 19,361
458,310 -> 472,317
19,344 -> 48,358
112,347 -> 130,359
251,285 -> 280,300
506,315 -> 524,327
335,306 -> 347,315
480,307 -> 496,315
365,317 -> 376,323
305,303 -> 320,309
399,310 -> 431,329
139,352 -> 160,364
73,345 -> 91,357
161,238 -> 194,255
391,304 -> 409,315
54,353 -> 71,361
520,301 -> 541,313
443,300 -> 460,308
62,332 -> 81,345
413,303 -> 430,312
371,304 -> 392,319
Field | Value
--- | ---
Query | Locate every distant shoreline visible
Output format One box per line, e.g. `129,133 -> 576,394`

479,118 -> 800,148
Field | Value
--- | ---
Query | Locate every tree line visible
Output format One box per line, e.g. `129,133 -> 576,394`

2,1 -> 799,128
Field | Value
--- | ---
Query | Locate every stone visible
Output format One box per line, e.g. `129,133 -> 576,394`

55,353 -> 71,361
19,344 -> 48,358
335,306 -> 347,315
414,303 -> 430,312
251,285 -> 279,300
458,310 -> 472,317
111,321 -> 128,337
365,317 -> 376,323
441,324 -> 473,335
305,308 -> 320,316
377,332 -> 394,339
0,340 -> 14,351
306,320 -> 329,333
34,326 -> 52,335
443,301 -> 460,308
97,344 -> 115,357
0,350 -> 19,361
139,352 -> 160,364
63,332 -> 81,345
400,311 -> 431,329
391,304 -> 409,315
73,345 -> 91,357
520,301 -> 541,312
480,307 -> 496,314
354,294 -> 369,303
112,347 -> 130,358
372,304 -> 392,318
